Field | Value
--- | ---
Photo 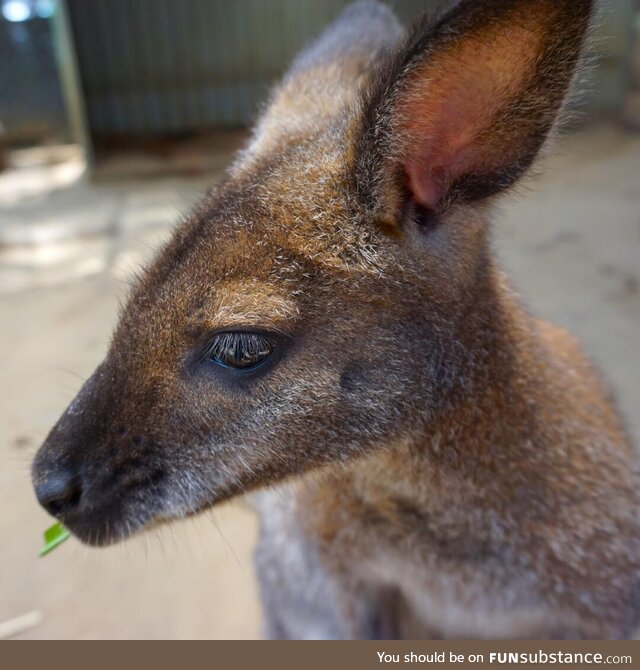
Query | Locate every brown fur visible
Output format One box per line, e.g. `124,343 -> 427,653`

32,0 -> 640,639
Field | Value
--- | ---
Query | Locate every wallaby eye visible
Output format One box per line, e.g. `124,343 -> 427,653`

206,332 -> 274,371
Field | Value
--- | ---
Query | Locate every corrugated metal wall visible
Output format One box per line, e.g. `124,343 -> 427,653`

67,0 -> 636,138
0,16 -> 67,143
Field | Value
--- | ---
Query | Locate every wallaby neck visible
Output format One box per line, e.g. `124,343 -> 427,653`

302,254 -> 545,518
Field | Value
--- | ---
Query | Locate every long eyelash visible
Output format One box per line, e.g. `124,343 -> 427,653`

204,332 -> 273,369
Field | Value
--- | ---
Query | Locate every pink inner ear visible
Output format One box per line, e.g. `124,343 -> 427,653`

406,136 -> 489,210
401,77 -> 495,210
404,109 -> 479,211
405,158 -> 445,211
397,18 -> 545,210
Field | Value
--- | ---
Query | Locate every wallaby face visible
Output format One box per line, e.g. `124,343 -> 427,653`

32,0 -> 640,640
33,0 -> 591,542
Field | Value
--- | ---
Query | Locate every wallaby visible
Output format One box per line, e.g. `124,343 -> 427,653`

32,0 -> 640,639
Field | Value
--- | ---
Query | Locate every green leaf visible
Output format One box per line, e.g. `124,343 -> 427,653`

39,522 -> 71,557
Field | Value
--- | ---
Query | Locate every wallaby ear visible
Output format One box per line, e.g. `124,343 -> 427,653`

355,0 -> 595,220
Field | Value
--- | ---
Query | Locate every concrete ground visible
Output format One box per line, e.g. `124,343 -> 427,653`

0,124 -> 639,639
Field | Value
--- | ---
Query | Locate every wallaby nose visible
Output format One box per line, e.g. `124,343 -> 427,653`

35,468 -> 82,518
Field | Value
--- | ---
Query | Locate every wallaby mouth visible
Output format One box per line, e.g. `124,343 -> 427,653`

30,364 -> 176,546
32,428 -> 250,547
31,441 -> 168,547
30,364 -> 253,546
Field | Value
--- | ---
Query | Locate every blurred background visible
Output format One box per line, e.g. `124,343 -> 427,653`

1,0 -> 639,639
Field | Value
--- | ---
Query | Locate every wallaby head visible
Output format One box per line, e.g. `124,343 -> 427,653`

33,0 -> 594,546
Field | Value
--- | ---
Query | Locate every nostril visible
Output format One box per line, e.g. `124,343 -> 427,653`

35,470 -> 82,519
